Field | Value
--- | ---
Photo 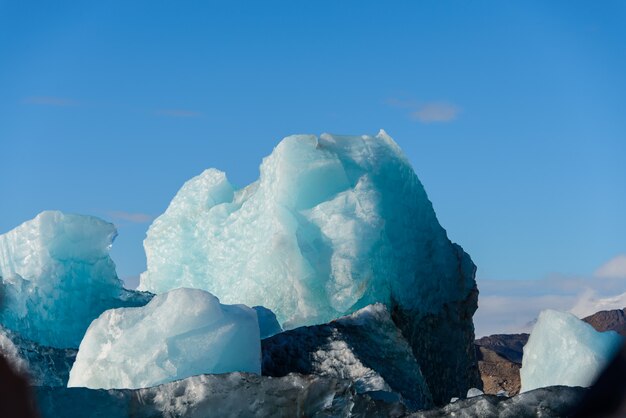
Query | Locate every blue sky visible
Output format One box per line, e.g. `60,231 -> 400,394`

1,1 -> 625,333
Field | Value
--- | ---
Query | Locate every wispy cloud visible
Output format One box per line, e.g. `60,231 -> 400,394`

475,256 -> 626,337
595,254 -> 626,279
570,289 -> 626,318
385,97 -> 460,124
411,102 -> 460,123
155,109 -> 203,118
108,211 -> 154,224
475,291 -> 576,337
22,96 -> 79,107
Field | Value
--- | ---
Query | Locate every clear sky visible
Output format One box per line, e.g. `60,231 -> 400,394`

1,1 -> 625,332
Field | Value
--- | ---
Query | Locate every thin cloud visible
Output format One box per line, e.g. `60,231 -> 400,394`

475,254 -> 626,337
22,96 -> 78,107
411,102 -> 460,123
475,292 -> 576,337
108,211 -> 154,224
155,109 -> 203,118
570,289 -> 626,318
595,254 -> 626,279
385,97 -> 460,124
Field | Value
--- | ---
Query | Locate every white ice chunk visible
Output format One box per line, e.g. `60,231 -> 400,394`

520,309 -> 623,392
68,288 -> 261,389
0,211 -> 148,348
139,131 -> 475,330
466,387 -> 484,398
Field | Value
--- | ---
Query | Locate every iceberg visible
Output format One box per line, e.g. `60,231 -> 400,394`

0,211 -> 151,348
520,309 -> 623,392
138,131 -> 475,327
138,131 -> 480,403
68,288 -> 261,389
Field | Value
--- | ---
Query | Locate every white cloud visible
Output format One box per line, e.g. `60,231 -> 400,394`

108,211 -> 154,224
474,283 -> 578,337
474,255 -> 626,337
595,254 -> 626,279
411,102 -> 460,123
569,289 -> 626,318
385,98 -> 460,124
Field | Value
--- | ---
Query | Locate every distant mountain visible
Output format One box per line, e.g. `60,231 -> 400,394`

582,308 -> 626,336
474,333 -> 529,364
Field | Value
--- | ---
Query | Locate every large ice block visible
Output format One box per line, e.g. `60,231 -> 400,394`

137,131 -> 480,403
139,132 -> 475,328
0,211 -> 151,348
520,309 -> 623,392
68,288 -> 261,389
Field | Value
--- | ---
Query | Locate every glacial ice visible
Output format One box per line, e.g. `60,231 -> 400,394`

253,306 -> 282,338
0,211 -> 151,348
138,131 -> 476,330
138,131 -> 480,403
68,288 -> 261,389
0,326 -> 29,378
40,373 -> 368,418
36,377 -> 587,418
520,309 -> 623,392
0,326 -> 77,387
